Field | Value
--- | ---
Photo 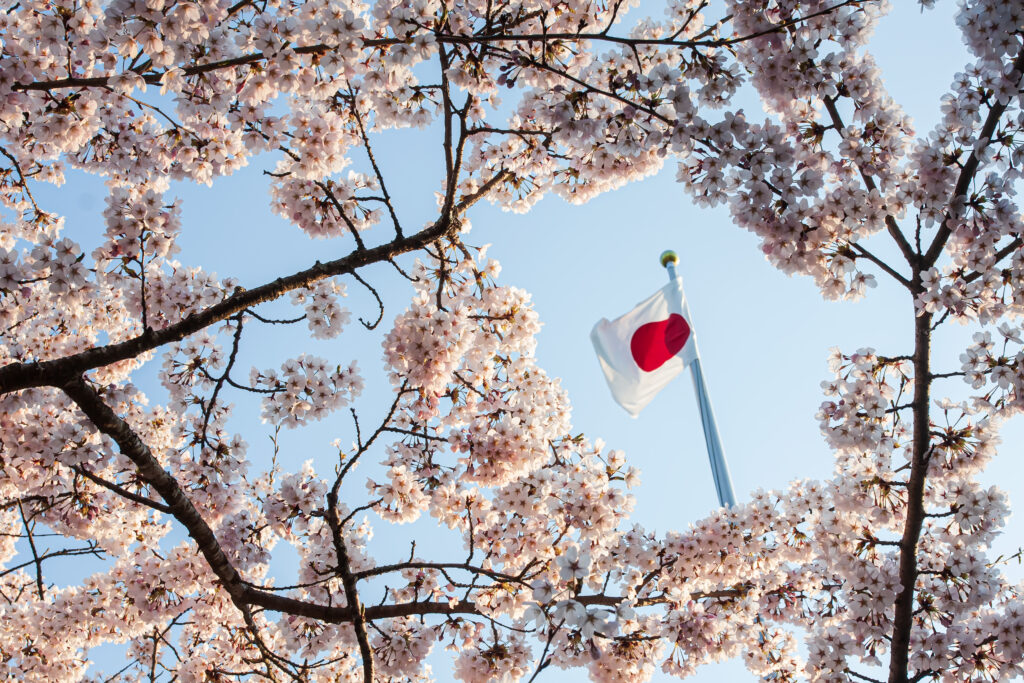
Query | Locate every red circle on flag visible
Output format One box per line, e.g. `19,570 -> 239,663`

630,314 -> 691,372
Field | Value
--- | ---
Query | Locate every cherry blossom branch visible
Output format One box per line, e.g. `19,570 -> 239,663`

314,180 -> 366,250
322,388 -> 411,680
437,47 -> 471,225
0,145 -> 42,215
143,610 -> 192,682
822,96 -> 917,268
101,658 -> 137,683
575,589 -> 741,608
242,575 -> 335,592
922,50 -> 1024,268
57,376 -> 381,623
341,499 -> 382,527
525,617 -> 565,683
11,3 -> 868,95
60,375 -> 258,604
12,43 -> 375,92
929,309 -> 951,332
432,1 -> 869,49
0,207 -> 480,395
0,494 -> 65,513
928,371 -> 965,380
239,607 -> 310,681
382,426 -> 448,441
345,87 -> 404,238
490,44 -> 670,128
666,0 -> 708,41
457,168 -> 514,211
147,628 -> 159,681
198,315 -> 245,447
883,56 -> 1024,683
962,235 -> 1023,283
848,242 -> 911,288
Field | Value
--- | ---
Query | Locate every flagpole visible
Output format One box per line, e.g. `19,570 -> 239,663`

660,250 -> 737,508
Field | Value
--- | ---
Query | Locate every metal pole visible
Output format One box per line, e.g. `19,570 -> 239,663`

660,250 -> 737,507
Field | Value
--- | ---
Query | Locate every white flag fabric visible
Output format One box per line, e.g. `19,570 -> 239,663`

591,277 -> 698,417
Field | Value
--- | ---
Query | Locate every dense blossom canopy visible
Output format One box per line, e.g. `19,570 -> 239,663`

1,0 -> 1023,681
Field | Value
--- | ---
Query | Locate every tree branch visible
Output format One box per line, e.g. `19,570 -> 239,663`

13,3 -> 869,94
0,219 -> 460,395
849,242 -> 911,289
922,51 -> 1024,267
822,96 -> 917,268
888,302 -> 932,683
16,502 -> 45,599
70,464 -> 173,514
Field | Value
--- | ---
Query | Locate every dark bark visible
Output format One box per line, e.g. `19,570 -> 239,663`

887,293 -> 931,683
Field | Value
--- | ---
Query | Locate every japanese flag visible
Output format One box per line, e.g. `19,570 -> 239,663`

591,277 -> 698,417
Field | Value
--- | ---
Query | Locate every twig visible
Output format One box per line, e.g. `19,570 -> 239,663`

71,465 -> 172,514
349,271 -> 384,329
17,501 -> 45,599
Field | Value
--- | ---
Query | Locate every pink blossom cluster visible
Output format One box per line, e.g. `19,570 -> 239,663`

290,279 -> 351,339
252,354 -> 363,427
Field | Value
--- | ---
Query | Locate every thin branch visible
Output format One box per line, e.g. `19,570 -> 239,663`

382,427 -> 448,441
0,145 -> 42,214
849,242 -> 911,289
314,180 -> 366,250
198,315 -> 245,446
0,545 -> 104,582
845,669 -> 884,683
388,257 -> 418,282
70,465 -> 173,514
244,309 -> 307,325
525,618 -> 564,683
929,371 -> 965,380
100,660 -> 138,683
349,271 -> 385,330
347,87 -> 404,238
930,310 -> 951,331
340,499 -> 382,527
17,502 -> 44,599
355,561 -> 528,584
822,97 -> 917,268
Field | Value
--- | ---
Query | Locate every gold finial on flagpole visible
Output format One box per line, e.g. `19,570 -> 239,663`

660,250 -> 679,268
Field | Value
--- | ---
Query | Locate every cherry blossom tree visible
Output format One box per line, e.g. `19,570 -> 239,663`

1,0 -> 1023,681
